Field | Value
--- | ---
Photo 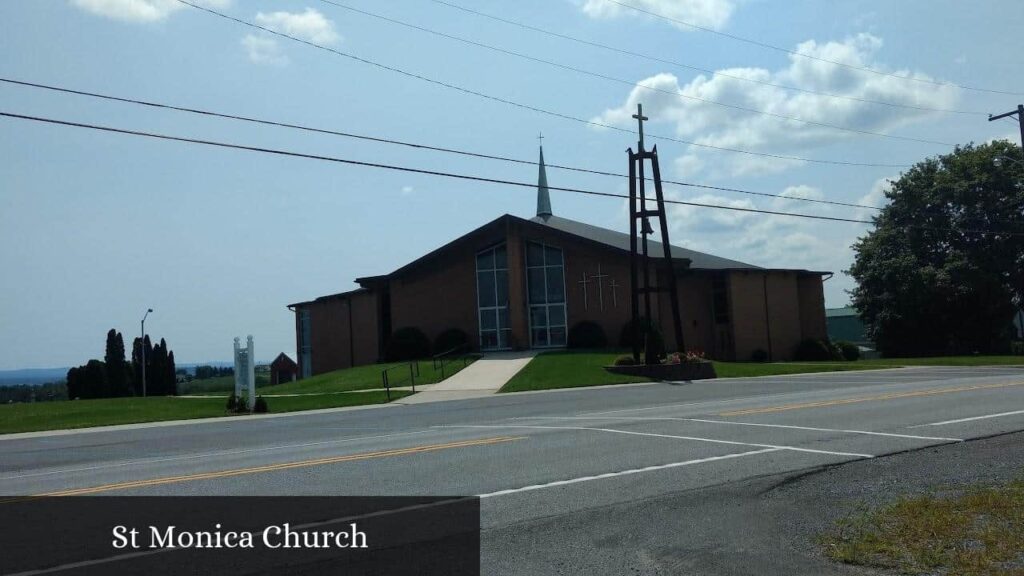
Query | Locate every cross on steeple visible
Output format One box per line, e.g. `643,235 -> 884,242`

537,132 -> 544,145
632,103 -> 648,151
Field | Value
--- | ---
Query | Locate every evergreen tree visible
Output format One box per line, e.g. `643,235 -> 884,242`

104,329 -> 129,397
167,350 -> 177,396
66,366 -> 81,400
81,359 -> 106,399
130,337 -> 143,396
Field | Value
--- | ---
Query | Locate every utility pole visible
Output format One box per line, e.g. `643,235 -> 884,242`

988,104 -> 1024,150
141,308 -> 152,397
988,105 -> 1024,342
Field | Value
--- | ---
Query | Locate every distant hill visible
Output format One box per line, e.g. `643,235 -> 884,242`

0,368 -> 69,386
0,361 -> 273,387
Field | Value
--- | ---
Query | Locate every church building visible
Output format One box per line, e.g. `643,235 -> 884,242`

288,148 -> 830,378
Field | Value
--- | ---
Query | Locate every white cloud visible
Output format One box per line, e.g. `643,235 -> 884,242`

592,33 -> 960,178
578,0 -> 734,31
70,0 -> 230,23
255,8 -> 340,45
401,186 -> 415,196
241,34 -> 288,66
953,55 -> 967,65
854,177 -> 892,220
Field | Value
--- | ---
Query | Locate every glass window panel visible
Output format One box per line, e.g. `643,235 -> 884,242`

548,305 -> 566,327
498,329 -> 510,349
477,250 -> 494,271
480,331 -> 498,350
545,267 -> 564,303
545,246 -> 563,266
494,245 -> 507,269
478,271 -> 496,307
530,306 -> 548,329
526,242 -> 545,267
480,309 -> 497,330
532,328 -> 548,347
527,268 -> 546,304
495,270 -> 508,304
549,326 -> 567,346
498,308 -> 509,330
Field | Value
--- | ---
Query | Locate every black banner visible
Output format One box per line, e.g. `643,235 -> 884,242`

0,496 -> 480,575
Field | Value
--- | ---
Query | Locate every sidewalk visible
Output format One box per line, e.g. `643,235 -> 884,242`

395,351 -> 537,404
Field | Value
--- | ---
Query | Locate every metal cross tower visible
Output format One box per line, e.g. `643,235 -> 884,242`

627,104 -> 685,364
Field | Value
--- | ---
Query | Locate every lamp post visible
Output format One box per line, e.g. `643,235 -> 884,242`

993,155 -> 1024,168
141,308 -> 153,397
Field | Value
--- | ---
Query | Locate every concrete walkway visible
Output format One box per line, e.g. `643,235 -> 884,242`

395,351 -> 537,404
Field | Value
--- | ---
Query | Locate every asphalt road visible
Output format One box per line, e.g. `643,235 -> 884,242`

3,365 -> 1024,574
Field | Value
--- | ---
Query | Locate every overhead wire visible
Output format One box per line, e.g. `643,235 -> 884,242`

0,76 -> 884,211
5,110 -> 1024,238
171,0 -> 913,169
428,0 -> 987,117
598,0 -> 1024,97
316,0 -> 955,147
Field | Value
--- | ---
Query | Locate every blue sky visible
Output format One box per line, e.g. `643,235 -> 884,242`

1,0 -> 1022,369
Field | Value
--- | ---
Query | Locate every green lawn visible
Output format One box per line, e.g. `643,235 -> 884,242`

500,350 -> 1024,392
254,358 -> 476,396
500,351 -> 651,392
0,390 -> 411,435
821,479 -> 1024,575
176,374 -> 270,395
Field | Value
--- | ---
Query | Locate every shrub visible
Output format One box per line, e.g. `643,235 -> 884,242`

254,395 -> 269,413
433,328 -> 470,355
567,321 -> 608,349
836,340 -> 860,361
386,327 -> 431,361
613,354 -> 637,366
793,338 -> 835,361
751,348 -> 769,363
226,393 -> 238,412
619,318 -> 668,363
620,318 -> 651,348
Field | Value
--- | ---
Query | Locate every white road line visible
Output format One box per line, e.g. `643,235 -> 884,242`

913,409 -> 1024,427
434,424 -> 874,458
477,448 -> 781,498
0,429 -> 437,481
514,416 -> 962,442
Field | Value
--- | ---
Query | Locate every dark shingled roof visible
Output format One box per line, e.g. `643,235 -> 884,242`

530,215 -> 762,271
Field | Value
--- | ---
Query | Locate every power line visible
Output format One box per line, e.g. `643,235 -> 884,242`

172,0 -> 912,169
0,76 -> 884,211
428,0 -> 986,117
599,0 -> 1024,97
317,0 -> 954,147
5,110 -> 1023,238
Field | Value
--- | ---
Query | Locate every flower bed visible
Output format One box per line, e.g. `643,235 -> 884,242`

604,351 -> 716,382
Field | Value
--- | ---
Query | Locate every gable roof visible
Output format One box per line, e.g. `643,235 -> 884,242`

337,212 -> 825,292
530,214 -> 761,270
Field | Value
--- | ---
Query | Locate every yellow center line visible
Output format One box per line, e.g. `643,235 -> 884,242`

720,381 -> 1024,417
4,436 -> 524,501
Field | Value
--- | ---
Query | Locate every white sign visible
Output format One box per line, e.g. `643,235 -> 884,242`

233,335 -> 256,412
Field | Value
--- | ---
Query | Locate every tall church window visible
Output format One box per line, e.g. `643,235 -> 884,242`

477,244 -> 510,350
526,242 -> 566,347
298,308 -> 312,378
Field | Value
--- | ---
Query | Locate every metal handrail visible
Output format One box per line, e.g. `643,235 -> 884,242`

433,344 -> 481,380
381,361 -> 420,400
